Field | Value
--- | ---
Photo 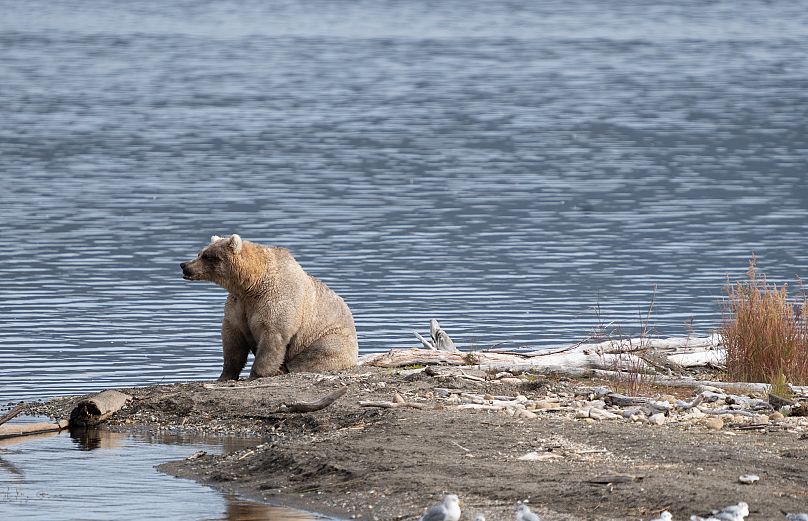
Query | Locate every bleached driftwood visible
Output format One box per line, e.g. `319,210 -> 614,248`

361,335 -> 724,375
69,390 -> 132,427
414,319 -> 459,352
0,420 -> 69,440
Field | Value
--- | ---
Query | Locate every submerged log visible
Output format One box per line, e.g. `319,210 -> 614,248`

69,390 -> 132,427
0,420 -> 69,440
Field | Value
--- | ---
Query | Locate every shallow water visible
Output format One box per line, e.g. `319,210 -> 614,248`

0,417 -> 323,520
1,0 -> 808,403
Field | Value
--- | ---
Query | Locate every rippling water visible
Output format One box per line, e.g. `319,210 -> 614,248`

0,419 -> 321,520
2,0 -> 808,402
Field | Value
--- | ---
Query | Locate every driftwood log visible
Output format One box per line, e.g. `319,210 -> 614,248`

272,387 -> 347,414
0,420 -> 69,440
69,390 -> 132,427
364,321 -> 805,393
363,333 -> 724,374
414,319 -> 459,352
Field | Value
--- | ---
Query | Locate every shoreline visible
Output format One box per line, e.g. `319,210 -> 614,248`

23,363 -> 808,520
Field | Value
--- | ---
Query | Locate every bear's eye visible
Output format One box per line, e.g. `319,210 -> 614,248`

201,252 -> 218,262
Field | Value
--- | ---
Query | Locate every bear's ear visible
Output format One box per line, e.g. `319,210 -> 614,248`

210,235 -> 223,244
228,234 -> 243,254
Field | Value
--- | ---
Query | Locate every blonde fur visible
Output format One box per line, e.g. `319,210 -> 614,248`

181,235 -> 358,380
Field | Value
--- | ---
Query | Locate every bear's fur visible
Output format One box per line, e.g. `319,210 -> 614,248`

180,234 -> 358,380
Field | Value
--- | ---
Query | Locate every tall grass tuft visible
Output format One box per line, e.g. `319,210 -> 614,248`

722,256 -> 808,386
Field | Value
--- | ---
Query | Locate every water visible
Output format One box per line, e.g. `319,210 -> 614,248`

0,417 -> 322,520
1,0 -> 808,403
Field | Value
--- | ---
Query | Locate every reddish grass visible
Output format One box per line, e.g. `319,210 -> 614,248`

722,257 -> 808,385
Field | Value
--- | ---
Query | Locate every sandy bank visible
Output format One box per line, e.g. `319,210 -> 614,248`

26,367 -> 808,520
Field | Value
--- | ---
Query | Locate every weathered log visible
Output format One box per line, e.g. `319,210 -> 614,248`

430,319 -> 458,352
0,420 -> 69,440
413,319 -> 459,352
274,387 -> 347,413
358,399 -> 429,410
361,335 -> 723,374
203,381 -> 285,390
0,404 -> 24,427
69,390 -> 132,427
605,393 -> 670,412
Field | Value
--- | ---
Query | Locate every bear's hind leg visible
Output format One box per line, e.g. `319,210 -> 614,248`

285,334 -> 358,373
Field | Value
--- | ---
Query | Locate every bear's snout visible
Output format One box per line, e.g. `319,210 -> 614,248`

180,262 -> 195,280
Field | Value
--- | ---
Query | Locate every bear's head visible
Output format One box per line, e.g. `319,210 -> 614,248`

180,234 -> 244,288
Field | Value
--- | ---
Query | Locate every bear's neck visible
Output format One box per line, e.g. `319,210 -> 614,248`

226,244 -> 283,298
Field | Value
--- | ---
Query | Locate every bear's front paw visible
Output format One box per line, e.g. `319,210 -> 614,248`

216,374 -> 239,382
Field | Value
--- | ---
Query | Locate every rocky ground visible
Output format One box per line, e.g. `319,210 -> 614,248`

25,366 -> 808,521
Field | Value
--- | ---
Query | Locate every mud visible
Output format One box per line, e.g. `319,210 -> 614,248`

25,368 -> 808,520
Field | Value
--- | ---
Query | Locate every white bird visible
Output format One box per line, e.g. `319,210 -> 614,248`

516,503 -> 542,521
690,502 -> 749,521
785,514 -> 808,521
419,494 -> 461,521
651,512 -> 673,521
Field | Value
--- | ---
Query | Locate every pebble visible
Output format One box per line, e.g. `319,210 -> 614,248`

589,408 -> 621,421
738,474 -> 759,484
688,409 -> 706,419
649,413 -> 666,426
769,411 -> 785,421
705,417 -> 724,430
659,394 -> 677,405
575,408 -> 590,419
499,377 -> 522,385
517,409 -> 538,419
754,414 -> 770,424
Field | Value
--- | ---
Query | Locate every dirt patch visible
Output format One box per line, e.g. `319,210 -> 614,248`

26,368 -> 808,520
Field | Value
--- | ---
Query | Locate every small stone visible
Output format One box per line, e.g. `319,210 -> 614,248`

483,393 -> 494,401
738,474 -> 759,484
499,377 -> 522,385
495,372 -> 514,379
589,408 -> 621,420
754,414 -> 770,425
575,408 -> 591,419
517,409 -> 537,419
659,394 -> 677,405
535,400 -> 561,411
769,411 -> 785,421
587,399 -> 607,409
649,413 -> 666,425
688,409 -> 706,419
705,417 -> 724,430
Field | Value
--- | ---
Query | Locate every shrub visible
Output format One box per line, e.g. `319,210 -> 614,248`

722,257 -> 808,385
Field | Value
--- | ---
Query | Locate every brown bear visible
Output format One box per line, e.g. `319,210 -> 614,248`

180,234 -> 358,380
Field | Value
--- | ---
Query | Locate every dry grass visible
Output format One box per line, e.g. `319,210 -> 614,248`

592,289 -> 658,396
722,256 -> 808,386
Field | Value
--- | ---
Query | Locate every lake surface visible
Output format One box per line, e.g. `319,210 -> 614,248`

2,0 -> 808,403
